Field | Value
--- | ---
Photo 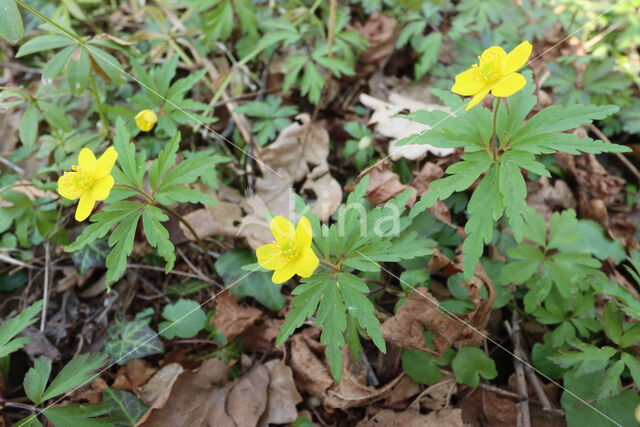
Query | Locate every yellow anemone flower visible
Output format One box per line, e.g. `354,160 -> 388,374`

135,109 -> 158,132
452,41 -> 533,110
256,216 -> 319,284
58,147 -> 118,222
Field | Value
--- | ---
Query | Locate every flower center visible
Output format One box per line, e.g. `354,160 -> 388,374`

472,47 -> 504,82
59,165 -> 94,199
277,237 -> 299,262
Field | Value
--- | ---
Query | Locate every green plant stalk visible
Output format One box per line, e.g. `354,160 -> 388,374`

114,184 -> 216,275
491,97 -> 500,160
89,72 -> 109,135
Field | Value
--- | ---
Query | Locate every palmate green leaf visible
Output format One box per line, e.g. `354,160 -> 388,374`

451,346 -> 497,387
401,349 -> 442,385
105,209 -> 143,287
316,280 -> 347,382
103,388 -> 148,427
338,273 -> 385,353
141,206 -> 175,272
462,165 -> 503,280
41,403 -> 115,427
499,158 -> 527,242
0,0 -> 23,42
159,299 -> 207,339
24,356 -> 52,405
113,118 -> 144,188
549,341 -> 617,377
42,352 -> 107,401
300,62 -> 324,105
155,186 -> 216,206
148,133 -> 181,191
158,156 -> 223,190
276,276 -> 326,346
598,359 -> 624,400
0,299 -> 42,358
105,319 -> 163,365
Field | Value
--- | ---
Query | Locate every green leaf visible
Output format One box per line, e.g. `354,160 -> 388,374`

113,118 -> 142,188
20,104 -> 39,148
0,300 -> 42,358
42,45 -> 74,79
42,403 -> 114,427
105,318 -> 163,365
71,239 -> 109,275
66,47 -> 90,96
105,209 -> 143,287
141,207 -> 175,272
164,280 -> 210,297
560,220 -> 626,262
598,360 -> 624,400
42,353 -> 107,401
148,132 -> 180,190
215,248 -> 285,311
103,388 -> 148,426
0,0 -> 23,42
499,158 -> 528,242
300,62 -> 324,104
316,280 -> 347,382
276,277 -> 325,346
601,303 -> 623,346
158,299 -> 206,339
338,273 -> 385,353
401,349 -> 442,385
451,346 -> 497,387
16,34 -> 74,57
621,352 -> 640,388
549,342 -> 617,377
24,356 -> 52,405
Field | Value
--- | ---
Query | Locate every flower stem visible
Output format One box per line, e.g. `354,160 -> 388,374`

89,72 -> 109,135
490,97 -> 501,160
114,184 -> 217,275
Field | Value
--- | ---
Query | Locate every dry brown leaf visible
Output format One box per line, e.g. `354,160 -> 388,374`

112,359 -> 157,391
302,173 -> 343,222
72,377 -> 108,403
351,12 -> 397,75
357,162 -> 416,206
359,93 -> 454,161
211,291 -> 262,342
290,334 -> 334,397
138,363 -> 184,406
527,176 -> 576,220
259,359 -> 303,426
227,365 -> 270,426
243,316 -> 283,353
357,408 -> 463,427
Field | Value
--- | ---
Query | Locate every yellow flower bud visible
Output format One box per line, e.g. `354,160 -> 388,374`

135,109 -> 158,132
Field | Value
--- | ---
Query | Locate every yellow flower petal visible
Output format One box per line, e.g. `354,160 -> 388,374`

270,216 -> 295,241
257,242 -> 287,270
272,262 -> 297,284
465,85 -> 491,110
91,175 -> 114,201
295,216 -> 312,250
135,109 -> 157,132
95,147 -> 118,179
75,193 -> 96,222
502,41 -> 532,75
452,68 -> 484,96
293,247 -> 319,278
57,174 -> 80,200
491,73 -> 526,97
78,148 -> 97,172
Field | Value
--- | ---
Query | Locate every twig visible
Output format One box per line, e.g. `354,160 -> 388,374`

177,247 -> 209,283
0,156 -> 25,175
0,253 -> 35,269
40,243 -> 50,332
127,263 -> 222,287
505,313 -> 531,427
587,123 -> 640,185
327,0 -> 337,57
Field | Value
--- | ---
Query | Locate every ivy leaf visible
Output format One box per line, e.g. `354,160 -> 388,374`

102,388 -> 148,426
42,353 -> 107,401
71,239 -> 109,275
24,356 -> 52,405
105,319 -> 164,365
0,299 -> 42,358
158,299 -> 206,339
452,346 -> 497,387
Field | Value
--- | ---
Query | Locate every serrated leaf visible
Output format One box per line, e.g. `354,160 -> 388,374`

148,132 -> 180,190
141,206 -> 175,272
0,299 -> 42,358
105,320 -> 164,365
24,356 -> 51,405
276,278 -> 325,346
105,209 -> 143,287
549,342 -> 617,377
316,281 -> 346,382
41,403 -> 114,427
401,349 -> 442,385
338,273 -> 385,353
42,353 -> 107,401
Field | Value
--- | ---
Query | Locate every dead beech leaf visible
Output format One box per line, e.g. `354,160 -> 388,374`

211,291 -> 262,342
302,173 -> 343,222
357,408 -> 463,427
227,365 -> 270,426
290,334 -> 334,397
351,12 -> 397,74
359,93 -> 454,161
325,348 -> 407,409
112,359 -> 157,391
243,316 -> 283,353
357,162 -> 416,206
138,363 -> 184,406
259,359 -> 303,426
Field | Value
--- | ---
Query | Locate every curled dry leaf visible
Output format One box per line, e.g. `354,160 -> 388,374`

356,162 -> 416,206
259,360 -> 303,426
211,291 -> 262,342
290,334 -> 334,398
357,408 -> 463,427
227,365 -> 270,426
243,316 -> 284,353
112,359 -> 157,391
138,363 -> 184,406
527,175 -> 576,221
302,173 -> 343,222
359,93 -> 454,161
